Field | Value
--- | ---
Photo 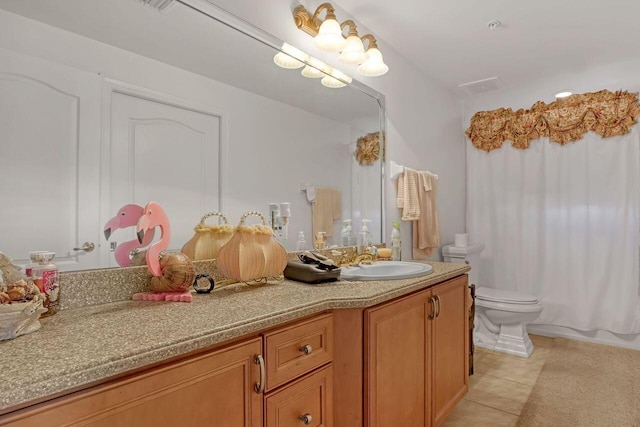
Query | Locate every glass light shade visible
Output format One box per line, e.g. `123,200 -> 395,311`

555,91 -> 573,98
339,35 -> 369,64
273,43 -> 308,69
314,18 -> 347,51
301,58 -> 329,78
321,69 -> 352,88
321,76 -> 346,88
356,47 -> 389,76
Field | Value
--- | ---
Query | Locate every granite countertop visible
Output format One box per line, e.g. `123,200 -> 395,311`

0,261 -> 469,414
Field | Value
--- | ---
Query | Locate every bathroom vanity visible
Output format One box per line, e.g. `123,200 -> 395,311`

0,262 -> 469,427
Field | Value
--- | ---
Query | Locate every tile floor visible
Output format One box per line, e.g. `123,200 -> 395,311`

441,334 -> 555,427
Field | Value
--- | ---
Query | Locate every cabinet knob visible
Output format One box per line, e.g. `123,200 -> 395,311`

299,414 -> 313,424
299,344 -> 313,355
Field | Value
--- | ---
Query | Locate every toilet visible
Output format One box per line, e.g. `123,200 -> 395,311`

442,243 -> 543,358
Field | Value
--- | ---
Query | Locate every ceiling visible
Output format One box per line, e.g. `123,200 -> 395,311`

334,0 -> 640,95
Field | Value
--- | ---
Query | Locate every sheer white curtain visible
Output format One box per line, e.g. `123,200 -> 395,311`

467,127 -> 640,334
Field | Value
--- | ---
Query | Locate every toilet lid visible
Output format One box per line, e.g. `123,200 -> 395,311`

475,287 -> 538,304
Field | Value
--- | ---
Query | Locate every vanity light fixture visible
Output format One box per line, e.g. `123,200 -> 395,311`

293,3 -> 389,76
301,57 -> 330,78
294,3 -> 347,52
272,41 -> 353,89
321,68 -> 353,88
273,43 -> 309,69
339,20 -> 368,64
356,34 -> 389,77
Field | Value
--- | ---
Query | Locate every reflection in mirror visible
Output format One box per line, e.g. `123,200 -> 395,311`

0,0 -> 385,272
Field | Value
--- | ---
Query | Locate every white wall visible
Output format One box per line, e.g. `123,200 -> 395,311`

209,0 -> 467,260
0,9 -> 355,254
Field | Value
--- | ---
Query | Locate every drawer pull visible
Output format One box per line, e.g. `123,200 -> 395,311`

299,414 -> 313,424
299,344 -> 313,355
434,295 -> 442,318
253,354 -> 265,394
428,297 -> 436,320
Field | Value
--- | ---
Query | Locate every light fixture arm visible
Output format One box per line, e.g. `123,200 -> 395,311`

313,3 -> 337,21
293,3 -> 338,37
340,20 -> 359,37
360,34 -> 379,50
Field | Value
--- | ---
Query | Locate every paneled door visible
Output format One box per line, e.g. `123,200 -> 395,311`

0,48 -> 102,270
431,276 -> 469,426
107,90 -> 220,266
365,289 -> 431,427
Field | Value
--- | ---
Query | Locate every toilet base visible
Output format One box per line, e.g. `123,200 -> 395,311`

474,322 -> 535,358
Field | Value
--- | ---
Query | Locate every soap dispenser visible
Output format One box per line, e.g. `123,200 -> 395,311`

391,221 -> 402,261
296,231 -> 307,251
341,219 -> 354,247
357,219 -> 372,254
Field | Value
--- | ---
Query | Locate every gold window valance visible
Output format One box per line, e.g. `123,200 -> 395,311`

465,90 -> 640,152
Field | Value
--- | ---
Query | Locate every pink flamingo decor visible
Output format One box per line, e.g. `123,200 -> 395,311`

133,202 -> 195,303
104,204 -> 155,267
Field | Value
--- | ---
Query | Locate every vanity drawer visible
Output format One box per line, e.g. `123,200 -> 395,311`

265,365 -> 333,427
265,313 -> 333,391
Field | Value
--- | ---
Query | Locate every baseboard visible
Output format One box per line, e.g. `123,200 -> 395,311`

527,324 -> 640,350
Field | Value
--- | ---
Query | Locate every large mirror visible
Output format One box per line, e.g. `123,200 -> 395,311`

0,0 -> 385,271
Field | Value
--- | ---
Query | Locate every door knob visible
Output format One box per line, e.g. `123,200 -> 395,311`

299,414 -> 313,424
73,242 -> 95,252
299,344 -> 313,355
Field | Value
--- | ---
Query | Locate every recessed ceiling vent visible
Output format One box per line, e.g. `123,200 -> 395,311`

458,77 -> 506,96
139,0 -> 175,12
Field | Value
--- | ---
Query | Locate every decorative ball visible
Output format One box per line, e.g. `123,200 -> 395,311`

149,252 -> 195,293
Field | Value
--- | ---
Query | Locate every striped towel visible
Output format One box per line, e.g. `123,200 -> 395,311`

397,169 -> 440,259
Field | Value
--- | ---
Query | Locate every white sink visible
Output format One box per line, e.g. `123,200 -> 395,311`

340,261 -> 433,281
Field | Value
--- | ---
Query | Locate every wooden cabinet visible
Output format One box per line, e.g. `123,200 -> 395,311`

263,313 -> 334,427
1,314 -> 335,427
265,365 -> 333,427
0,277 -> 468,427
357,275 -> 469,427
431,277 -> 469,426
264,313 -> 333,391
365,290 -> 431,427
1,337 -> 263,427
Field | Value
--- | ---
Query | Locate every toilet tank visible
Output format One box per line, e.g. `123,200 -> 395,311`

442,243 -> 485,287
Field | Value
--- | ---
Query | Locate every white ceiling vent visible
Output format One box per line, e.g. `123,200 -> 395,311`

458,77 -> 506,96
139,0 -> 175,12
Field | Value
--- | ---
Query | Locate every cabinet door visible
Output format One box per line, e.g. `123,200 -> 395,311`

431,276 -> 469,426
2,338 -> 263,427
365,290 -> 431,427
